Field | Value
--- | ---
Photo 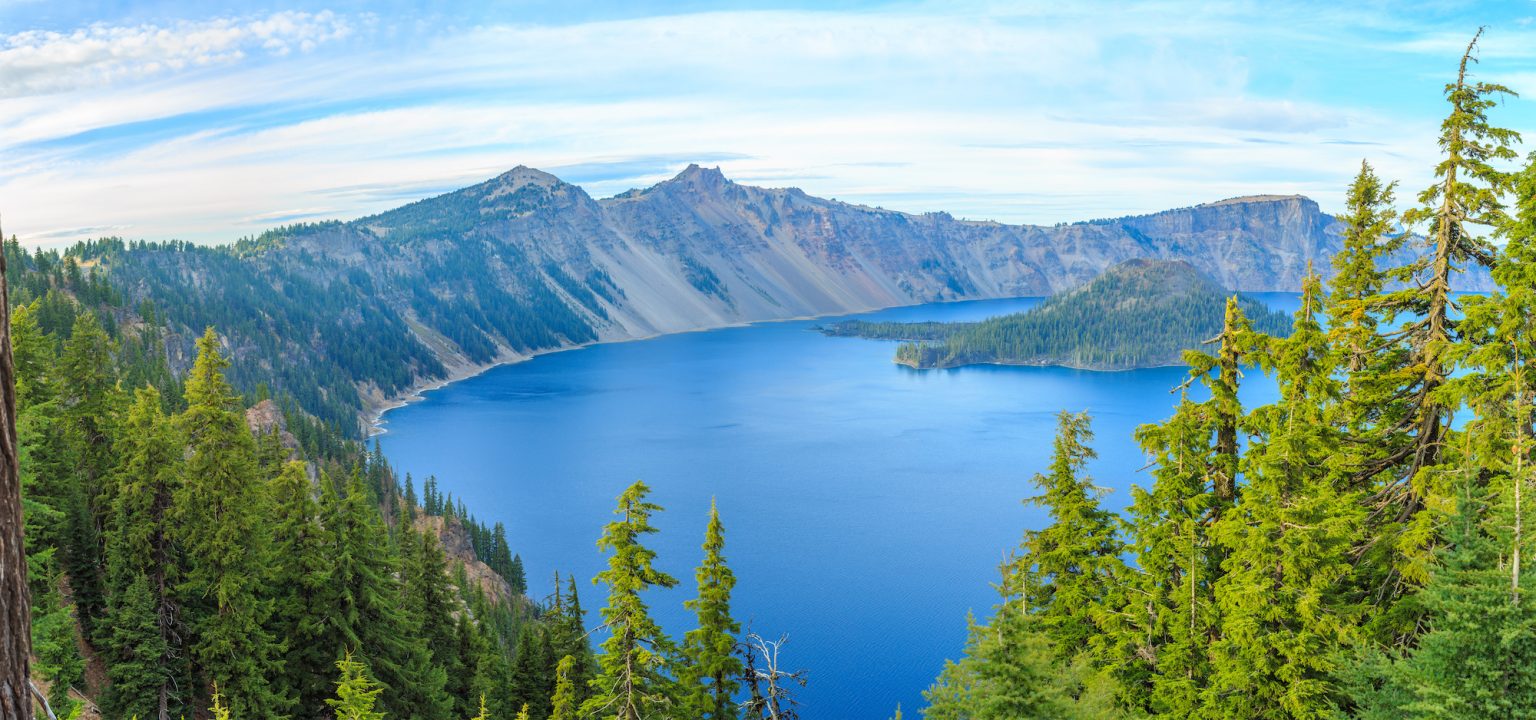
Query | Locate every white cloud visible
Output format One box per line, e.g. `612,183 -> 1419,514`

0,2 -> 1530,246
0,10 -> 352,98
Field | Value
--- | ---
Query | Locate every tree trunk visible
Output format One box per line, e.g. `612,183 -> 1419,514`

0,232 -> 34,719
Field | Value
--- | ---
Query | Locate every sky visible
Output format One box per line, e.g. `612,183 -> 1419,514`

3,1 -> 1536,246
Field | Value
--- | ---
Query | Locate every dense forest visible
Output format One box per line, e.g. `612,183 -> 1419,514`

822,259 -> 1291,370
10,251 -> 799,718
919,32 -> 1536,719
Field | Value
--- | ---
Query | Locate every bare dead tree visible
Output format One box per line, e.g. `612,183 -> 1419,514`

738,632 -> 807,720
0,220 -> 34,718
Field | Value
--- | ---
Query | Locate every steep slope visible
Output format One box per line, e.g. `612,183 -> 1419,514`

824,259 -> 1292,370
66,164 -> 1455,433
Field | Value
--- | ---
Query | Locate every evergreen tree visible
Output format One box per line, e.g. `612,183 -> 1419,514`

1351,479 -> 1536,718
681,499 -> 743,720
102,387 -> 185,720
1020,412 -> 1125,654
1205,272 -> 1366,718
173,328 -> 288,718
322,467 -> 453,719
328,653 -> 388,720
1369,29 -> 1522,616
551,654 -> 580,720
270,460 -> 336,713
583,481 -> 680,720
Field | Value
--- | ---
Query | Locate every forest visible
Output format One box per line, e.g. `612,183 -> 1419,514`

919,32 -> 1536,719
822,259 -> 1291,370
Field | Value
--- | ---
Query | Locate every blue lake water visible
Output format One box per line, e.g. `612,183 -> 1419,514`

379,294 -> 1296,719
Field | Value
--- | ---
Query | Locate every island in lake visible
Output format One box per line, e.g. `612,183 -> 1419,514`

822,258 -> 1292,370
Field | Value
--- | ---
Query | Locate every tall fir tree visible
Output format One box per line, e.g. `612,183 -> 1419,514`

270,460 -> 337,714
1369,29 -> 1522,621
1020,412 -> 1125,655
681,499 -> 743,720
173,328 -> 288,718
102,387 -> 186,720
584,481 -> 680,720
1205,272 -> 1367,718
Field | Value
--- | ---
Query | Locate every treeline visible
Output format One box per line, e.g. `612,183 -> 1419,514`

924,35 -> 1536,719
827,259 -> 1290,371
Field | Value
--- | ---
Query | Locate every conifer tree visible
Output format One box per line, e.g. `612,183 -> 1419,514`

1351,479 -> 1536,718
584,481 -> 680,720
102,574 -> 173,720
328,652 -> 388,720
551,654 -> 580,720
1021,412 -> 1125,654
1206,272 -> 1366,718
404,525 -> 470,717
173,327 -> 288,718
1370,29 -> 1522,610
322,467 -> 453,719
682,499 -> 743,719
102,387 -> 185,720
56,311 -> 122,635
270,460 -> 336,713
1102,402 -> 1225,714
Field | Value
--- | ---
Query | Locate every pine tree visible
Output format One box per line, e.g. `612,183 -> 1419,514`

1102,400 -> 1227,714
404,524 -> 470,717
328,652 -> 388,720
1369,29 -> 1523,615
1351,478 -> 1536,718
681,499 -> 743,719
270,460 -> 336,713
173,327 -> 288,718
1206,271 -> 1366,718
102,574 -> 173,720
551,654 -> 580,720
56,311 -> 122,636
102,387 -> 185,720
1020,412 -> 1125,654
583,481 -> 680,720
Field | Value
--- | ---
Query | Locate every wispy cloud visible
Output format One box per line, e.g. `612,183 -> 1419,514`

0,10 -> 353,98
0,1 -> 1533,246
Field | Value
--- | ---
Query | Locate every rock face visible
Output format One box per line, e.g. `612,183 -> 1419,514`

414,513 -> 516,607
244,399 -> 301,460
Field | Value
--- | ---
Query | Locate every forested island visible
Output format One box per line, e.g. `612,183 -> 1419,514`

823,259 -> 1291,370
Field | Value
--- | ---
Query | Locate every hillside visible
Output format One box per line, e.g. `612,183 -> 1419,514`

34,165 -> 1457,433
825,259 -> 1292,370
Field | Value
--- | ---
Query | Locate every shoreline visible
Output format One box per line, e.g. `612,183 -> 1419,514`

362,299 -> 1000,435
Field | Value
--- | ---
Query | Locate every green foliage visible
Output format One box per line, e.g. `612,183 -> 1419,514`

584,481 -> 681,720
328,653 -> 389,720
681,499 -> 744,719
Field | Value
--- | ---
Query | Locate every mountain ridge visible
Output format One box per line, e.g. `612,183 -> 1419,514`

60,163 -> 1474,433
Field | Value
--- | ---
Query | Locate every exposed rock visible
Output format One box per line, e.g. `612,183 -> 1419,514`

414,513 -> 517,607
244,399 -> 301,460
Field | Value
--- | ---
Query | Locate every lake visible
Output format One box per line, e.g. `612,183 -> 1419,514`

378,294 -> 1296,718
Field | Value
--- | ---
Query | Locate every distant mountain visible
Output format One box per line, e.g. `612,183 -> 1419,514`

56,164 -> 1461,432
824,259 -> 1292,370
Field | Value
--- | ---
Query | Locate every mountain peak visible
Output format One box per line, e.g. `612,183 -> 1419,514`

670,163 -> 730,188
492,165 -> 564,190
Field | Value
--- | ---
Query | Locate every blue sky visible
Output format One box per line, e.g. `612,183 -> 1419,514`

3,1 -> 1536,245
